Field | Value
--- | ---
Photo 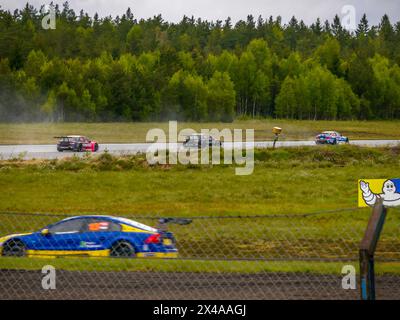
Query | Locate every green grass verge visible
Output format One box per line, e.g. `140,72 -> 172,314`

0,145 -> 399,216
1,257 -> 399,275
0,120 -> 400,144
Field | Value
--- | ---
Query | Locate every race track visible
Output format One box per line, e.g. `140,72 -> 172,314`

0,140 -> 399,160
0,269 -> 398,300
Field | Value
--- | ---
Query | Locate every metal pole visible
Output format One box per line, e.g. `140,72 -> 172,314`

273,134 -> 279,149
359,199 -> 387,300
359,249 -> 376,300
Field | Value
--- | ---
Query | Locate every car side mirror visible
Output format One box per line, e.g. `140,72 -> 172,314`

41,229 -> 50,236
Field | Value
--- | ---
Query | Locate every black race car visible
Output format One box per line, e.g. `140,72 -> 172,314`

56,136 -> 99,152
183,134 -> 222,149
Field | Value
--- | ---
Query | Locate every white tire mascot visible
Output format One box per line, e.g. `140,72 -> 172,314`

360,180 -> 400,207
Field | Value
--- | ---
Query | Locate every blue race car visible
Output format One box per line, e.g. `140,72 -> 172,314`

315,131 -> 349,145
0,216 -> 179,259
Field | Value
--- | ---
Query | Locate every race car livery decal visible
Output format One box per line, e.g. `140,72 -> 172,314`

26,249 -> 110,258
89,222 -> 109,231
79,241 -> 103,249
358,179 -> 400,207
0,233 -> 32,246
120,224 -> 155,234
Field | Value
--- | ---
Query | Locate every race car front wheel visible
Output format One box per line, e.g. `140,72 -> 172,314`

2,239 -> 26,257
110,241 -> 135,258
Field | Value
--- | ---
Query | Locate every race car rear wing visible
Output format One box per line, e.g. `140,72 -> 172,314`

157,218 -> 192,231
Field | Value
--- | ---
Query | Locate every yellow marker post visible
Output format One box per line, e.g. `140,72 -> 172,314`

272,127 -> 282,149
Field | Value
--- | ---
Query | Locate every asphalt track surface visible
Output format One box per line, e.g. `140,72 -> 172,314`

0,269 -> 398,300
0,140 -> 399,160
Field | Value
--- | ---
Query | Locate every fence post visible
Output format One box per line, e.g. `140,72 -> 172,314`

359,198 -> 387,300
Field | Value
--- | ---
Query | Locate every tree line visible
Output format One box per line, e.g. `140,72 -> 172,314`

0,2 -> 400,122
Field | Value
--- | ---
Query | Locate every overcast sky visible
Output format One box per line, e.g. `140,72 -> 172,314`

1,0 -> 399,26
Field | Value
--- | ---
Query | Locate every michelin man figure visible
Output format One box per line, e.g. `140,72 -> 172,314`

360,180 -> 400,207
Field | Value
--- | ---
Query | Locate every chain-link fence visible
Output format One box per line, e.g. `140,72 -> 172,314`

0,208 -> 399,300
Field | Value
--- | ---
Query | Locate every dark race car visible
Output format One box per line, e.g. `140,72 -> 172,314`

183,134 -> 222,149
56,136 -> 99,152
315,131 -> 349,145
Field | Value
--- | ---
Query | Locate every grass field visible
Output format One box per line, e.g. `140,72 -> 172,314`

1,120 -> 400,144
0,145 -> 399,215
1,257 -> 399,275
0,145 -> 399,273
